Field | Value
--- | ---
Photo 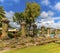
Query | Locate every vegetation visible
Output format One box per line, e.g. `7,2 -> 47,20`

4,43 -> 60,53
0,2 -> 60,53
0,6 -> 5,20
13,2 -> 40,36
24,2 -> 40,30
0,6 -> 5,27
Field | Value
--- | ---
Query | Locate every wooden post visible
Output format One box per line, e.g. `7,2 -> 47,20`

1,18 -> 9,39
20,22 -> 26,37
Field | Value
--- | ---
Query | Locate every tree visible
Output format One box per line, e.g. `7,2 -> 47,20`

0,6 -> 5,27
0,6 -> 5,20
24,2 -> 40,36
13,12 -> 25,25
24,2 -> 40,31
13,12 -> 26,37
13,2 -> 40,37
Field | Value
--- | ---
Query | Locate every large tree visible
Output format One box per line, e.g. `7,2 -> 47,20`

24,2 -> 40,30
13,2 -> 40,28
13,2 -> 40,36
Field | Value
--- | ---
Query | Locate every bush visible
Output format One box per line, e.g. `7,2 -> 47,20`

17,32 -> 21,37
8,32 -> 14,38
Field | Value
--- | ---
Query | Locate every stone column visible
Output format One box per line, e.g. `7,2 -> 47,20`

20,22 -> 26,37
1,18 -> 9,39
46,27 -> 51,38
33,24 -> 37,36
41,26 -> 45,37
54,29 -> 58,38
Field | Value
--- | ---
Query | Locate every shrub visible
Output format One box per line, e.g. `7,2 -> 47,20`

17,32 -> 21,37
8,32 -> 14,38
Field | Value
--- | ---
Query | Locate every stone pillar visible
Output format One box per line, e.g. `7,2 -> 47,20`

20,22 -> 26,37
54,29 -> 58,38
33,24 -> 37,36
41,26 -> 45,37
1,18 -> 9,39
46,27 -> 51,38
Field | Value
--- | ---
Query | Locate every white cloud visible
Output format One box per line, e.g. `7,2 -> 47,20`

41,0 -> 50,5
36,17 -> 60,29
48,11 -> 54,16
4,10 -> 60,29
5,11 -> 20,28
5,11 -> 14,21
40,11 -> 48,18
36,18 -> 55,28
49,2 -> 60,11
40,11 -> 54,18
36,11 -> 60,29
54,2 -> 60,11
9,22 -> 20,28
52,17 -> 60,20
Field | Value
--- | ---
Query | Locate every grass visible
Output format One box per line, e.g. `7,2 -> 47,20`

4,43 -> 60,53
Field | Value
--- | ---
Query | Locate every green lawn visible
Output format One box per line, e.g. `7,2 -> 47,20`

4,43 -> 60,53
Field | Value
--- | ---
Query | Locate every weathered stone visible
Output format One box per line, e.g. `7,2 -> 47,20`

20,22 -> 26,37
1,18 -> 9,40
40,26 -> 45,37
54,29 -> 58,38
33,24 -> 37,36
46,27 -> 51,38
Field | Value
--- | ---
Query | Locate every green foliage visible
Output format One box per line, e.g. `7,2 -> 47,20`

13,2 -> 40,36
17,31 -> 21,37
13,2 -> 40,25
4,43 -> 60,53
8,32 -> 14,38
24,2 -> 40,26
13,12 -> 25,24
0,6 -> 5,20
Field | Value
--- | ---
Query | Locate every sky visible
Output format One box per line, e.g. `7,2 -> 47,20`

0,0 -> 60,29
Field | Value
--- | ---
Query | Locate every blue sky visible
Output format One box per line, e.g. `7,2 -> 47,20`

0,0 -> 60,28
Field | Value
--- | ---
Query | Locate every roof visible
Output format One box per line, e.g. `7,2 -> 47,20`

0,28 -> 18,32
